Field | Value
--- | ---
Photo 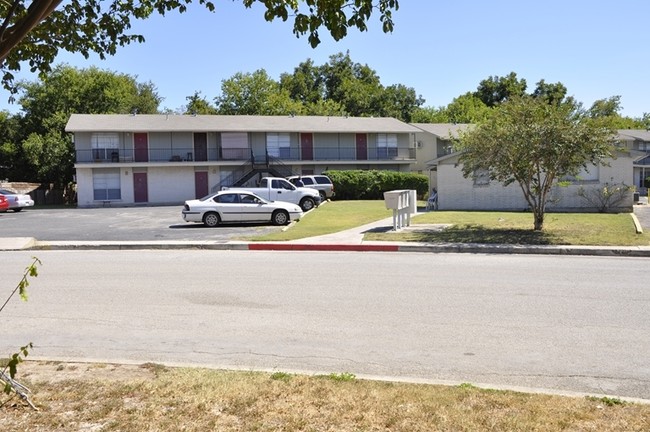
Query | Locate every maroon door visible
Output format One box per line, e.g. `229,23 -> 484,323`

194,133 -> 208,162
133,172 -> 148,203
356,134 -> 367,160
194,171 -> 209,198
301,133 -> 313,160
134,133 -> 148,162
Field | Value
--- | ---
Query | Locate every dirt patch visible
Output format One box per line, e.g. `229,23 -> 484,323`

16,360 -> 158,384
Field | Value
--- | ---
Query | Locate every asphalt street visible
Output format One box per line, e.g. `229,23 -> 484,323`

2,249 -> 649,402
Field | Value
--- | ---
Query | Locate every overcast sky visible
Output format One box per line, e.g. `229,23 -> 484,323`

2,0 -> 648,118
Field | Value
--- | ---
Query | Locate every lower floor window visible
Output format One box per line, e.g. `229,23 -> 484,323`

93,170 -> 121,200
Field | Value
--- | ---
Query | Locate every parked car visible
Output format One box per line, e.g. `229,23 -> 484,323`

0,194 -> 9,212
287,175 -> 335,200
182,190 -> 303,227
0,188 -> 35,212
224,177 -> 321,212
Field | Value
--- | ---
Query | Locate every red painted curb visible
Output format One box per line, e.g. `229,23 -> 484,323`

248,243 -> 399,252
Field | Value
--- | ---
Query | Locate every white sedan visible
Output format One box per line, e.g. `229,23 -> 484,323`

182,191 -> 303,227
0,188 -> 35,212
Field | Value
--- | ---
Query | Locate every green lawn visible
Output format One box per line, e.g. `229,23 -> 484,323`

250,200 -> 650,246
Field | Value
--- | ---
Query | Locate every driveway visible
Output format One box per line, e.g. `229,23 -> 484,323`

0,206 -> 286,241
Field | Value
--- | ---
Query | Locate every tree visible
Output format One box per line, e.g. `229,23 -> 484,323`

444,93 -> 491,123
410,105 -> 449,123
221,52 -> 422,120
377,83 -> 424,122
184,91 -> 217,115
279,59 -> 325,105
587,95 -> 646,129
411,94 -> 490,124
474,72 -> 527,107
0,0 -> 399,95
214,69 -> 303,115
531,79 -> 568,106
13,65 -> 161,185
456,96 -> 616,231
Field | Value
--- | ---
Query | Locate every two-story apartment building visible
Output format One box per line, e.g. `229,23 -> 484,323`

411,123 -> 471,190
66,114 -> 422,207
617,129 -> 650,193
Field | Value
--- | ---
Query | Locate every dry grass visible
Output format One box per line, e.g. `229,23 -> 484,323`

2,362 -> 649,431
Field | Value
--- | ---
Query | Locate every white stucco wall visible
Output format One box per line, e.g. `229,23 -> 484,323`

437,152 -> 634,211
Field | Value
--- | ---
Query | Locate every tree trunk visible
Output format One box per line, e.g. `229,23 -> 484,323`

533,209 -> 545,231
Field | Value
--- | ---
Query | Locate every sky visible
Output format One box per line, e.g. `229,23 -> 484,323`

2,0 -> 649,118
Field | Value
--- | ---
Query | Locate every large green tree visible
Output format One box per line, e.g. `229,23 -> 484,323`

411,94 -> 490,124
456,96 -> 616,231
214,69 -> 303,115
0,0 -> 399,95
278,52 -> 422,120
474,72 -> 528,107
10,65 -> 161,185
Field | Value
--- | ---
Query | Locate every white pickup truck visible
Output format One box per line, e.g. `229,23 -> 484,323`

224,177 -> 321,212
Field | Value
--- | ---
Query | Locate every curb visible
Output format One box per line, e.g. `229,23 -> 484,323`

0,240 -> 644,257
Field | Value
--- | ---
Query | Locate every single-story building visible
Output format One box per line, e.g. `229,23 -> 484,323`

427,150 -> 634,212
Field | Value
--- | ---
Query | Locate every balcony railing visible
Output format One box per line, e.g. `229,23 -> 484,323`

76,147 -> 416,163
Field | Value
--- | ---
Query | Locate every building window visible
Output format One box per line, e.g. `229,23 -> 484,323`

473,168 -> 490,186
267,133 -> 291,158
91,133 -> 119,161
221,132 -> 248,159
377,133 -> 397,158
93,170 -> 121,200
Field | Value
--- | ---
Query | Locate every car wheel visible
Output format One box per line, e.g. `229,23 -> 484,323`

203,212 -> 221,227
13,208 -> 22,212
272,210 -> 290,226
299,197 -> 315,212
319,191 -> 326,201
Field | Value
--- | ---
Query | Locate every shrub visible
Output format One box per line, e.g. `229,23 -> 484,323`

324,170 -> 428,200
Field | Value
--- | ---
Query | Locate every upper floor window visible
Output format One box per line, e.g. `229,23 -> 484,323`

91,133 -> 119,161
267,133 -> 291,158
377,133 -> 397,158
221,132 -> 248,159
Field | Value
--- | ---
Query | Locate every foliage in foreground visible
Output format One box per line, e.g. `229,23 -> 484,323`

1,257 -> 41,409
3,362 -> 649,431
0,0 -> 400,94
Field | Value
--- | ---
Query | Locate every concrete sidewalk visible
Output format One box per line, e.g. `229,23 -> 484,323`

3,212 -> 650,256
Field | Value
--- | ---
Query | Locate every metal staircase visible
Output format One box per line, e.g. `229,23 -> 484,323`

211,151 -> 298,192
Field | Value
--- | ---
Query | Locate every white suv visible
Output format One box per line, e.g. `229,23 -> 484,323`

287,175 -> 335,200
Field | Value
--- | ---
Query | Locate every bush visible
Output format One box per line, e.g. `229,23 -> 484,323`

324,170 -> 428,200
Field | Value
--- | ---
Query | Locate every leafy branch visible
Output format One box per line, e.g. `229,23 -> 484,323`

0,256 -> 41,410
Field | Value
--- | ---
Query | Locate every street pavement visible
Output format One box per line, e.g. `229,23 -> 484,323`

2,201 -> 650,255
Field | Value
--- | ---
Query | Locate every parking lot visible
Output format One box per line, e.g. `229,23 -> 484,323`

0,206 -> 285,242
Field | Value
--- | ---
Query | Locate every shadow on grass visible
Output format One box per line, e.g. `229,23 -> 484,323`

377,224 -> 561,245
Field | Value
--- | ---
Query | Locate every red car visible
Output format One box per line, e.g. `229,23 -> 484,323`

0,194 -> 9,212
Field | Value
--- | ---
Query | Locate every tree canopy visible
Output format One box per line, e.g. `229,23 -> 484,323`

213,52 -> 423,120
455,96 -> 616,231
2,65 -> 160,185
0,0 -> 399,95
